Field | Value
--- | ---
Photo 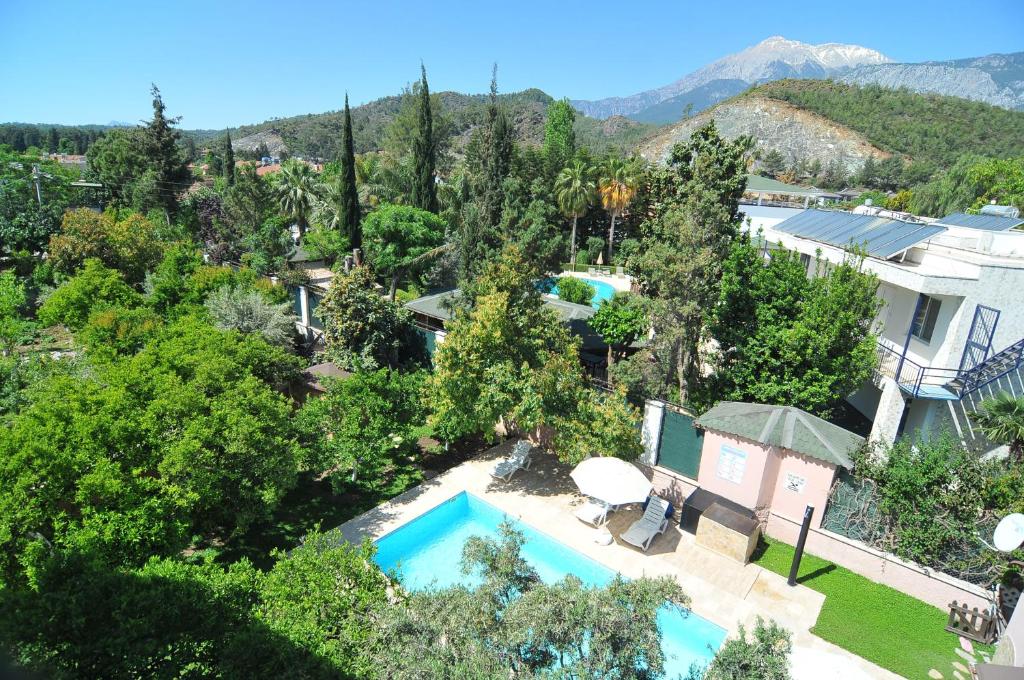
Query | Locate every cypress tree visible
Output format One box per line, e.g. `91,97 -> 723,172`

339,94 -> 362,249
411,64 -> 438,213
223,129 -> 235,185
47,127 -> 59,153
480,65 -> 514,229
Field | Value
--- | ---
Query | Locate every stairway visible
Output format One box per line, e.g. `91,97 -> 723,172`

945,337 -> 1024,399
941,340 -> 1024,444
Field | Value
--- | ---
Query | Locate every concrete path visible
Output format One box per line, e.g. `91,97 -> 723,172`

338,441 -> 900,679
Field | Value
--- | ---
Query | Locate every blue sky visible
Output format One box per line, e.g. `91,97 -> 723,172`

1,0 -> 1021,129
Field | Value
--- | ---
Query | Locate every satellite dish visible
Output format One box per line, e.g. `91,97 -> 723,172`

993,514 -> 1024,552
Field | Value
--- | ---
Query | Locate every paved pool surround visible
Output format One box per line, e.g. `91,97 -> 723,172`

337,440 -> 900,680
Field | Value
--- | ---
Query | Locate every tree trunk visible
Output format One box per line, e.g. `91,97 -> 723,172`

389,272 -> 400,302
570,214 -> 578,265
608,213 -> 617,263
607,343 -> 615,369
675,338 -> 689,404
350,463 -> 358,483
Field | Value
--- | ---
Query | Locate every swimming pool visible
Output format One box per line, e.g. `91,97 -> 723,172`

374,492 -> 725,676
547,276 -> 616,308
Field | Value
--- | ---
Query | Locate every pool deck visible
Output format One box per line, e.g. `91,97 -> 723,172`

558,269 -> 633,293
337,440 -> 900,680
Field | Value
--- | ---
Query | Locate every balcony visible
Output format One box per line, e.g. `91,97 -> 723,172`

876,339 -> 1024,401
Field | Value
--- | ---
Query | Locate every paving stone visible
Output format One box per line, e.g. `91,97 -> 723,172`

928,669 -> 944,679
955,648 -> 976,662
953,661 -> 969,673
959,637 -> 974,654
953,671 -> 966,680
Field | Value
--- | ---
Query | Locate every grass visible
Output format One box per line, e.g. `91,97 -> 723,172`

752,537 -> 992,679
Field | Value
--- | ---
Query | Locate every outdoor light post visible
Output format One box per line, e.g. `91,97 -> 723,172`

788,505 -> 815,587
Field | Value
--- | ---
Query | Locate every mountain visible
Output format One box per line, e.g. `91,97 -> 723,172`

219,89 -> 654,161
637,95 -> 889,171
841,51 -> 1024,110
638,80 -> 1024,172
572,36 -> 890,121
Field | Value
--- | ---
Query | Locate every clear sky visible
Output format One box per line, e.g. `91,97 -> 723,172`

1,0 -> 1021,129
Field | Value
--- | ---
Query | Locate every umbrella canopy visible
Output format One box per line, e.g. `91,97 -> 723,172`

570,457 -> 652,506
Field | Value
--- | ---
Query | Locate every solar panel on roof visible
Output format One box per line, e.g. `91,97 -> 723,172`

936,212 -> 1024,232
773,209 -> 946,259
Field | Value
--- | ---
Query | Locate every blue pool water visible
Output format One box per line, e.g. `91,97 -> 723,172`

547,277 -> 616,308
374,492 -> 725,676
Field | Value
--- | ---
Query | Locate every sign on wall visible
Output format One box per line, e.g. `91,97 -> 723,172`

784,472 -> 807,494
716,445 -> 747,484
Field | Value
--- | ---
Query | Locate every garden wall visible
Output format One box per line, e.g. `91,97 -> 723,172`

765,511 -> 990,611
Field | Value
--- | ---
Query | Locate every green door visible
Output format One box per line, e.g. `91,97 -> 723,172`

658,409 -> 703,479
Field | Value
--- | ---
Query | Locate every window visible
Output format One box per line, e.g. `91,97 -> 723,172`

910,294 -> 941,343
716,445 -> 747,484
800,253 -> 811,272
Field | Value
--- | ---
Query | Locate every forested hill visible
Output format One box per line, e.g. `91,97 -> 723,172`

747,80 -> 1024,167
219,89 -> 655,160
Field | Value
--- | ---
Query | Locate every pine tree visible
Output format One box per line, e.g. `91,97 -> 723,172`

338,94 -> 362,249
143,85 -> 191,216
411,64 -> 438,213
223,129 -> 235,185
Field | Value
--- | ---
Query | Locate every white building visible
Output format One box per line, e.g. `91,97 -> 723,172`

742,204 -> 1024,451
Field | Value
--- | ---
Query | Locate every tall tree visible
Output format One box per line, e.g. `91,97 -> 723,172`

479,65 -> 515,229
47,126 -> 59,153
410,64 -> 438,214
222,129 -> 235,185
274,160 -> 318,237
143,85 -> 191,216
543,99 -> 576,172
597,157 -> 637,262
554,160 -> 594,263
338,94 -> 362,248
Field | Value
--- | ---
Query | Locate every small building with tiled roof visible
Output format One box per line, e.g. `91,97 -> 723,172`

691,401 -> 864,529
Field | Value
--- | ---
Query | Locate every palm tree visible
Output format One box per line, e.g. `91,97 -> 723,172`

554,160 -> 595,265
971,392 -> 1024,463
597,157 -> 638,263
354,152 -> 413,208
274,160 -> 319,237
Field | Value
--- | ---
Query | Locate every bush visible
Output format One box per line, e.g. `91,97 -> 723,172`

37,259 -> 141,330
205,286 -> 298,349
80,306 -> 164,358
556,276 -> 595,305
693,617 -> 791,680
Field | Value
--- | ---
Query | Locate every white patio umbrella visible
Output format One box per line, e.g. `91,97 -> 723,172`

570,457 -> 652,507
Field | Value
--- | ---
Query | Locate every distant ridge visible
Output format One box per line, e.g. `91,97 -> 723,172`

572,36 -> 890,122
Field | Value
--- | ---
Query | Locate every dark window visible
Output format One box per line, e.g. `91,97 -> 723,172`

800,253 -> 811,271
911,294 -> 941,343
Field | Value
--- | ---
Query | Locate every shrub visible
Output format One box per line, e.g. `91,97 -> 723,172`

556,276 -> 596,305
80,306 -> 164,358
37,259 -> 141,330
205,286 -> 298,349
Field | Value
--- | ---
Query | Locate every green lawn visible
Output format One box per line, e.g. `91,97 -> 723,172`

752,538 -> 991,679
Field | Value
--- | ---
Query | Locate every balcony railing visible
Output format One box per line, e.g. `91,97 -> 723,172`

875,341 -> 962,399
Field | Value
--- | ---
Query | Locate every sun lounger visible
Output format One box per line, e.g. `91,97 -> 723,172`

490,440 -> 533,482
575,499 -> 614,526
620,495 -> 671,552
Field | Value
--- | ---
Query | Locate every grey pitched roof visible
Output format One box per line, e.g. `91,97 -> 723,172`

695,401 -> 863,469
404,289 -> 595,324
404,289 -> 606,351
935,212 -> 1024,232
773,209 -> 946,259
